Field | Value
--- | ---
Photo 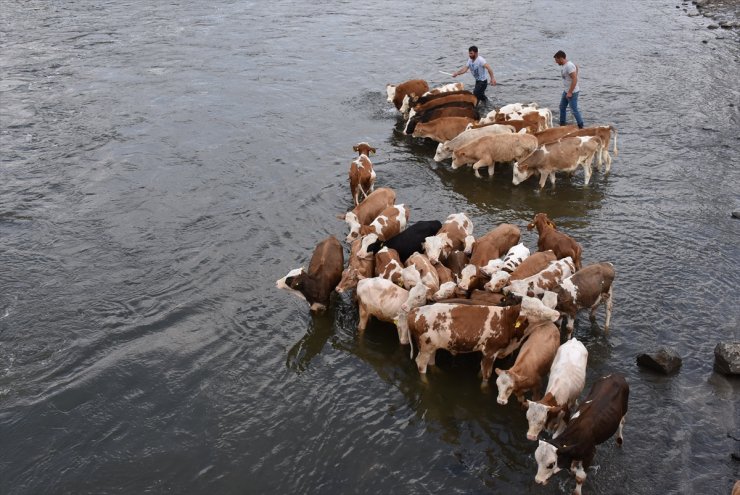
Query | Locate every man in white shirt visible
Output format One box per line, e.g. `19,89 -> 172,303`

554,50 -> 584,128
452,46 -> 496,105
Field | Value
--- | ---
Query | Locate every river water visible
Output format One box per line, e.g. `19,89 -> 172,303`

1,0 -> 739,493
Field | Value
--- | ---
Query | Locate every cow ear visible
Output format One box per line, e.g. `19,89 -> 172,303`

369,147 -> 376,155
495,367 -> 503,376
352,145 -> 359,152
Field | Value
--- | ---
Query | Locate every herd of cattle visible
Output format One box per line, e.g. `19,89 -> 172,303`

276,79 -> 629,495
386,78 -> 618,187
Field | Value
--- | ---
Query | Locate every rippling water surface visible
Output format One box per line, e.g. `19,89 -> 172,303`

1,0 -> 739,493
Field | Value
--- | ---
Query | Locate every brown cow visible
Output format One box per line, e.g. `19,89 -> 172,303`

534,124 -> 579,146
339,187 -> 396,242
386,79 -> 429,110
412,116 -> 477,143
559,126 -> 618,173
554,262 -> 616,337
422,212 -> 475,265
534,374 -> 629,495
528,213 -> 583,270
495,296 -> 561,405
458,224 -> 521,292
276,236 -> 344,313
404,104 -> 479,135
349,142 -> 377,206
336,239 -> 375,294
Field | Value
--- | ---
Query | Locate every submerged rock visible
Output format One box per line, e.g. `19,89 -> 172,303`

637,348 -> 682,374
714,343 -> 740,375
732,211 -> 740,219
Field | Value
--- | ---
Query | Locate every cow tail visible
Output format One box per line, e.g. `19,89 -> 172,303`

407,317 -> 414,359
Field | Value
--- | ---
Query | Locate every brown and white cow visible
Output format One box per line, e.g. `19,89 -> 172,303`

495,295 -> 561,405
423,212 -> 475,265
562,126 -> 618,172
403,252 -> 440,298
458,224 -> 521,292
432,249 -> 471,300
412,116 -> 478,143
386,79 -> 429,111
451,132 -> 539,177
525,336 -> 589,440
339,187 -> 396,242
349,142 -> 377,206
434,123 -> 514,162
534,373 -> 629,495
335,239 -> 375,294
357,204 -> 410,257
406,303 -> 530,383
527,213 -> 583,271
554,262 -> 616,337
512,136 -> 602,188
355,275 -> 428,342
481,242 -> 531,278
374,246 -> 404,286
399,82 -> 465,116
276,236 -> 344,313
485,250 -> 558,293
503,257 -> 576,298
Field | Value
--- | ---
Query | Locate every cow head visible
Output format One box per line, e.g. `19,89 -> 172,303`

463,234 -> 475,255
432,281 -> 458,301
400,279 -> 427,313
525,400 -> 564,441
275,267 -> 308,301
485,271 -> 511,293
520,295 -> 560,322
451,149 -> 474,169
534,440 -> 561,485
528,212 -> 556,232
512,160 -> 534,186
481,258 -> 505,277
433,142 -> 450,162
336,266 -> 363,294
423,235 -> 445,264
457,264 -> 478,292
495,368 -> 519,405
358,233 -> 380,258
344,212 -> 362,242
353,142 -> 376,156
385,84 -> 396,103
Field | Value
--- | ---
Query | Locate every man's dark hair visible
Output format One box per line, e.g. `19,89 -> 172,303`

554,50 -> 566,59
469,46 -> 478,53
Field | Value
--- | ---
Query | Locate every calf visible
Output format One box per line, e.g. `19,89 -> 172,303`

554,262 -> 616,337
423,212 -> 475,264
406,303 -> 529,383
512,136 -> 602,188
525,337 -> 589,440
527,213 -> 583,270
364,220 -> 442,263
412,116 -> 478,143
339,187 -> 396,241
276,236 -> 344,313
485,250 -> 557,293
534,374 -> 629,495
503,257 -> 576,298
348,142 -> 377,206
357,204 -> 410,257
562,125 -> 618,172
374,247 -> 404,286
355,276 -> 427,343
458,224 -> 521,292
434,123 -> 515,162
451,132 -> 539,178
495,296 -> 561,405
386,79 -> 429,111
335,239 -> 375,294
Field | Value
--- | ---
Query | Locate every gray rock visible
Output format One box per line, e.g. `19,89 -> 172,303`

637,348 -> 683,374
708,24 -> 720,29
732,211 -> 740,219
714,343 -> 740,375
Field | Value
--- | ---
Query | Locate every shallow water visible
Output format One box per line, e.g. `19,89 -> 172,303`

1,0 -> 739,493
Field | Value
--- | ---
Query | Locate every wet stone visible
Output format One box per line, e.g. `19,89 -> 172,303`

714,343 -> 740,375
731,211 -> 740,219
637,348 -> 683,374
